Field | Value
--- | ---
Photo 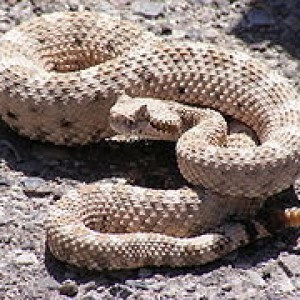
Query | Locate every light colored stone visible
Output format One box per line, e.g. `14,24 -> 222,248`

13,251 -> 38,266
132,0 -> 165,18
246,270 -> 266,288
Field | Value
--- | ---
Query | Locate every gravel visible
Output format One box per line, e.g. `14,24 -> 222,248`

59,280 -> 79,297
0,0 -> 300,299
131,0 -> 165,18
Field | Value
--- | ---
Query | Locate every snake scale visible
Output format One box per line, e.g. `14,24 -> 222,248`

0,12 -> 300,271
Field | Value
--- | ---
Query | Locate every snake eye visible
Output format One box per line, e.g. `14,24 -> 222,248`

127,119 -> 136,129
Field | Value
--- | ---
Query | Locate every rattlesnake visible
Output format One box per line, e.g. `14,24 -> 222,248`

46,182 -> 300,270
0,11 -> 155,144
1,12 -> 300,270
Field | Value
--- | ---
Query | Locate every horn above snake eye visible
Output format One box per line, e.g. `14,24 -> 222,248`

136,104 -> 150,120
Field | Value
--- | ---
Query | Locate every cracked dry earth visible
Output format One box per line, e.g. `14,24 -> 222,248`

0,0 -> 300,299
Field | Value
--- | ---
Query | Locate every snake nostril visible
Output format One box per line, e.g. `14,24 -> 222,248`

128,119 -> 135,126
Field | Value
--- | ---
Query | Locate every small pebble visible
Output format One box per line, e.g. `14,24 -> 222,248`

0,176 -> 11,186
110,0 -> 132,6
109,284 -> 133,298
20,177 -> 51,196
221,283 -> 232,292
125,280 -> 148,290
14,252 -> 38,266
278,277 -> 296,293
132,0 -> 165,18
80,292 -> 99,300
59,279 -> 79,297
203,28 -> 219,42
246,270 -> 266,287
0,207 -> 7,225
21,177 -> 45,190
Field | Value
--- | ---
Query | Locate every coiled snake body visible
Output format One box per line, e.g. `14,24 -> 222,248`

0,12 -> 300,270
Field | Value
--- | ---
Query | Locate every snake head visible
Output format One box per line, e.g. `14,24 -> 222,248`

109,96 -> 182,141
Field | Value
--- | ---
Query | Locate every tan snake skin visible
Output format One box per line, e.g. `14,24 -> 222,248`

46,183 -> 300,271
0,11 -> 155,144
0,12 -> 300,270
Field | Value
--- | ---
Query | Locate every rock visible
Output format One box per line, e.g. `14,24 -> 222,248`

20,177 -> 45,190
202,28 -> 219,42
21,238 -> 36,251
0,263 -> 8,280
246,270 -> 266,288
160,24 -> 173,35
109,284 -> 133,298
0,9 -> 7,18
185,28 -> 203,41
185,283 -> 197,292
125,280 -> 149,290
0,18 -> 13,34
249,41 -> 269,52
244,287 -> 259,298
59,279 -> 79,297
39,277 -> 60,290
293,276 -> 300,290
221,283 -> 232,292
7,0 -> 18,5
82,281 -> 97,293
0,206 -> 8,226
0,175 -> 11,186
293,237 -> 300,252
67,0 -> 80,11
93,1 -> 116,13
192,0 -> 214,4
110,0 -> 132,6
132,0 -> 165,18
80,292 -> 99,300
278,277 -> 296,293
145,21 -> 173,36
246,8 -> 275,27
278,253 -> 300,277
171,29 -> 186,39
13,251 -> 38,266
20,177 -> 51,196
1,233 -> 13,244
283,60 -> 299,79
151,281 -> 166,292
